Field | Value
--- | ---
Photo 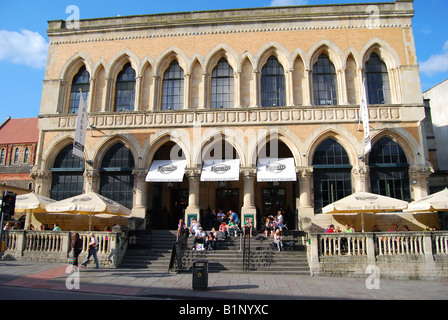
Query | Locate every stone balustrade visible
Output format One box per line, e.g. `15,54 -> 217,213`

308,231 -> 448,280
1,230 -> 128,268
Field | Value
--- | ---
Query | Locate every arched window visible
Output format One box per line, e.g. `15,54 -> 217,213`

69,66 -> 90,114
366,53 -> 391,104
13,148 -> 19,164
115,63 -> 136,112
50,144 -> 85,201
99,143 -> 135,209
162,61 -> 184,110
313,54 -> 338,106
0,148 -> 5,165
313,138 -> 352,213
369,137 -> 410,201
211,58 -> 234,109
23,147 -> 29,164
261,56 -> 286,107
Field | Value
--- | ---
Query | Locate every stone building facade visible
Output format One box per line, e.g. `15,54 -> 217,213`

33,0 -> 437,231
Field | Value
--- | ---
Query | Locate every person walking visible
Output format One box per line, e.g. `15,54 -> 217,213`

70,232 -> 83,272
81,233 -> 99,269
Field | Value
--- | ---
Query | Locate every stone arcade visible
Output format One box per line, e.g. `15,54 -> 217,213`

32,0 -> 438,232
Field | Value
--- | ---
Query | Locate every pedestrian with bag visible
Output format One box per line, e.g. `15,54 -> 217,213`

81,233 -> 99,269
69,232 -> 83,272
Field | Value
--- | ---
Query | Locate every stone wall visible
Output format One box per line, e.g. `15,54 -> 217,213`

0,230 -> 128,268
308,231 -> 448,280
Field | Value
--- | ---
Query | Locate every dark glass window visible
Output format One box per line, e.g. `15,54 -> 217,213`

313,54 -> 338,106
369,137 -> 410,201
50,144 -> 85,201
69,66 -> 90,114
162,61 -> 184,110
24,147 -> 29,164
261,56 -> 286,107
13,148 -> 19,164
211,58 -> 234,109
115,63 -> 136,112
313,138 -> 352,213
99,143 -> 135,209
366,53 -> 390,104
0,149 -> 4,164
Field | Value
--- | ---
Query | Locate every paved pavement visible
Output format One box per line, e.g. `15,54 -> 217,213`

0,260 -> 447,301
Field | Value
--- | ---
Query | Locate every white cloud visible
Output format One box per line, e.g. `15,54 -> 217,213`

0,29 -> 48,69
420,40 -> 448,77
270,0 -> 308,6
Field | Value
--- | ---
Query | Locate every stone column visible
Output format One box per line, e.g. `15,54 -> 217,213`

200,72 -> 209,109
184,73 -> 191,110
185,169 -> 201,224
84,169 -> 100,193
132,169 -> 148,220
151,76 -> 160,111
303,69 -> 312,106
286,69 -> 294,106
30,169 -> 52,198
352,165 -> 369,193
253,69 -> 260,108
241,168 -> 257,229
409,165 -> 432,200
134,76 -> 142,111
296,167 -> 314,230
235,71 -> 242,108
337,68 -> 348,105
88,78 -> 96,113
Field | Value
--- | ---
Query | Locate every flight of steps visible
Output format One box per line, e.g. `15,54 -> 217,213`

120,229 -> 310,275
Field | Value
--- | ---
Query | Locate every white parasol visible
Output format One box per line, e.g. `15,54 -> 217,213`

323,191 -> 409,232
46,192 -> 131,231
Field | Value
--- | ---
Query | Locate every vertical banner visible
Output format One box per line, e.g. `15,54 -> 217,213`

360,80 -> 371,155
73,90 -> 88,160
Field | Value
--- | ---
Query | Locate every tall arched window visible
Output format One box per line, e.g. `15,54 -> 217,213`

313,138 -> 352,213
99,143 -> 135,209
369,137 -> 410,201
211,58 -> 234,109
13,148 -> 19,164
69,66 -> 90,114
313,54 -> 338,106
50,144 -> 85,201
261,56 -> 286,107
366,53 -> 391,104
0,149 -> 5,165
115,63 -> 136,112
162,61 -> 184,110
23,147 -> 29,164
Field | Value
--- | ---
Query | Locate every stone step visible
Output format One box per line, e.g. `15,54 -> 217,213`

120,229 -> 311,274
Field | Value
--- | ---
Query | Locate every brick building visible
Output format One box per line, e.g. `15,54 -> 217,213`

33,0 -> 438,231
0,117 -> 38,195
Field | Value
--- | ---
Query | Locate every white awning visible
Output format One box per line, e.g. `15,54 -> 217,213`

257,158 -> 297,182
201,159 -> 241,182
146,160 -> 187,182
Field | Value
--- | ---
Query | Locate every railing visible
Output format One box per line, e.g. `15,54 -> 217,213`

316,232 -> 441,257
1,230 -> 128,268
308,231 -> 448,280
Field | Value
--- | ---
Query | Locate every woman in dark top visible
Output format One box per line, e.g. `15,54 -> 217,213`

71,233 -> 83,271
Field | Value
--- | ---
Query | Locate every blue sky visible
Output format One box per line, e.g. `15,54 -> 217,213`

0,0 -> 447,122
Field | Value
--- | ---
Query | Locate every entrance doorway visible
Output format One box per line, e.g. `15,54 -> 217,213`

216,189 -> 239,213
171,189 -> 188,227
262,188 -> 286,218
